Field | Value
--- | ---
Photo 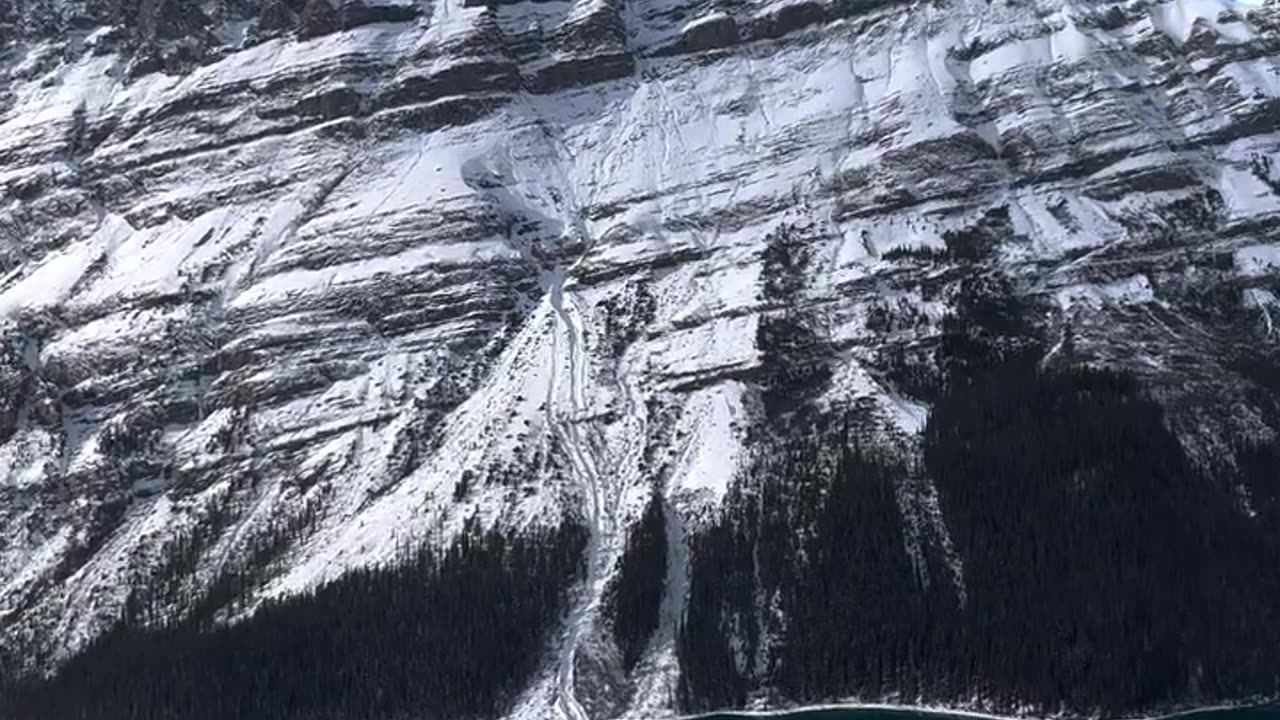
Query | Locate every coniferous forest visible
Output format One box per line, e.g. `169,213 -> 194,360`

676,272 -> 1280,714
0,520 -> 587,720
604,490 -> 669,671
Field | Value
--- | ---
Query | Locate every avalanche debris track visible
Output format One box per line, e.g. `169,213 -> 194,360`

546,265 -> 603,720
547,260 -> 650,720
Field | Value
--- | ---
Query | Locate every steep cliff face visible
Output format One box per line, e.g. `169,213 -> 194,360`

2,0 -> 1280,715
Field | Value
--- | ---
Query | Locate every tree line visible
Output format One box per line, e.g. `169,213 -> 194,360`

1,518 -> 588,720
677,273 -> 1280,715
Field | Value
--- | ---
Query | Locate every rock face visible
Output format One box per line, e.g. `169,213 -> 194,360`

2,0 -> 1280,715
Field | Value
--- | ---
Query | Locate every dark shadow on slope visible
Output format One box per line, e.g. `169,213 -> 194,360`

0,519 -> 587,720
605,490 -> 669,672
676,273 -> 1280,715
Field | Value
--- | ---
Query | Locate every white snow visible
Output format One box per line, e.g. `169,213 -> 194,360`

0,215 -> 132,318
668,382 -> 748,505
1055,274 -> 1156,309
1236,244 -> 1280,277
1150,0 -> 1260,42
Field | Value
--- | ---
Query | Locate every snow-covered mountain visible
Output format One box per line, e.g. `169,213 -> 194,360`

2,0 -> 1280,715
